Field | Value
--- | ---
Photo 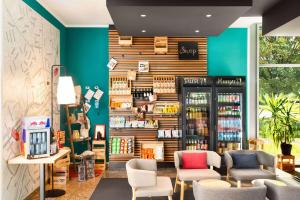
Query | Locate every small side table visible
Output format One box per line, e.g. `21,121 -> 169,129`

198,179 -> 231,188
277,154 -> 295,172
8,149 -> 70,200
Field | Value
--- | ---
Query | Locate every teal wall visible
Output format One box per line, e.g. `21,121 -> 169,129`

65,28 -> 109,155
208,28 -> 248,76
23,0 -> 66,65
208,28 -> 248,137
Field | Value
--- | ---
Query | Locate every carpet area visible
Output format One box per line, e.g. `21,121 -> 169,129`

90,178 -> 195,200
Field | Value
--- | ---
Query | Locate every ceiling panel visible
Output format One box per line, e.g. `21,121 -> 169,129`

107,0 -> 252,36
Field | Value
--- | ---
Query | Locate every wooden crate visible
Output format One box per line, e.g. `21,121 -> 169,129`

277,154 -> 295,172
53,175 -> 67,185
93,140 -> 106,170
119,36 -> 132,47
154,37 -> 168,54
140,141 -> 164,161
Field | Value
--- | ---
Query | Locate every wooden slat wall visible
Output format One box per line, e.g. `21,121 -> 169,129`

109,30 -> 207,162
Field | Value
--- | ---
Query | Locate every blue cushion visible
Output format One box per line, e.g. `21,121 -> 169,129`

231,153 -> 260,169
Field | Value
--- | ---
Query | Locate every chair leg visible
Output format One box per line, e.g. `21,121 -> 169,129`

237,180 -> 241,188
180,180 -> 185,200
168,195 -> 173,200
174,176 -> 178,193
226,174 -> 229,181
132,188 -> 136,200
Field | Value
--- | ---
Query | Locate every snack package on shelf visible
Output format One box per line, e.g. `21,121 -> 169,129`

153,101 -> 180,114
110,117 -> 126,128
110,136 -> 134,156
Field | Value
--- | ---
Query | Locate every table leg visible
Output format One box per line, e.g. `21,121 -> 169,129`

40,164 -> 45,200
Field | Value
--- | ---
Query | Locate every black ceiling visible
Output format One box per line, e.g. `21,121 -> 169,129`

107,0 -> 285,36
243,0 -> 281,16
107,0 -> 252,36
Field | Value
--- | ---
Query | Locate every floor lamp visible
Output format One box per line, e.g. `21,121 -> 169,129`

46,65 -> 75,198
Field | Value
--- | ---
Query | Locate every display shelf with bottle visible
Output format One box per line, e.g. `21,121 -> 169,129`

216,93 -> 243,154
186,139 -> 209,151
153,75 -> 176,94
182,89 -> 212,150
109,76 -> 131,95
132,87 -> 153,101
217,93 -> 241,105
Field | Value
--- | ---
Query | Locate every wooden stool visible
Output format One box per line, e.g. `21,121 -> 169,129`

277,154 -> 295,172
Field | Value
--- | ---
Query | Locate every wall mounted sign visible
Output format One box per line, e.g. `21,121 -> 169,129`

138,61 -> 150,72
178,42 -> 199,60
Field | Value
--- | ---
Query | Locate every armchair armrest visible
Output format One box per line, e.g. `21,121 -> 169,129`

256,151 -> 275,169
224,151 -> 233,170
136,159 -> 157,171
174,151 -> 180,169
127,169 -> 157,188
264,181 -> 300,200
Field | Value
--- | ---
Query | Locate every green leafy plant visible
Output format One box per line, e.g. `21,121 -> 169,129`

259,93 -> 299,148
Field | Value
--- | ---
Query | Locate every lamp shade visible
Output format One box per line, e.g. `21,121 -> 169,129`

57,76 -> 76,105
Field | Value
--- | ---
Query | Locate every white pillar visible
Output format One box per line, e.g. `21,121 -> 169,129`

247,24 -> 258,139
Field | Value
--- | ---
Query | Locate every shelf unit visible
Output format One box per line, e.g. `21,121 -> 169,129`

65,100 -> 90,164
109,29 -> 207,163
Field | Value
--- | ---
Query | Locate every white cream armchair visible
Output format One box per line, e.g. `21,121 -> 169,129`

174,150 -> 222,200
126,159 -> 173,200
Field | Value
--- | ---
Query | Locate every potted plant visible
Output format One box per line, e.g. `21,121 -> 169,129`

260,94 -> 298,155
279,99 -> 298,155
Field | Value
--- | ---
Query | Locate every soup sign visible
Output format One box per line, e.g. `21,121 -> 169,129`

178,42 -> 199,60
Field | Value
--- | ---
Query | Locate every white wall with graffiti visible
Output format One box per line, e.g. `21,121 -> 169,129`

2,0 -> 60,199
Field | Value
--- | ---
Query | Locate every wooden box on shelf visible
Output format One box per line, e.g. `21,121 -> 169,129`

153,75 -> 176,94
109,136 -> 135,159
110,95 -> 133,111
110,76 -> 131,95
92,140 -> 106,171
119,36 -> 133,47
277,154 -> 295,172
154,37 -> 168,54
140,141 -> 164,161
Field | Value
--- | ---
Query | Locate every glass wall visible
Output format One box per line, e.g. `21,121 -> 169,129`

257,25 -> 300,163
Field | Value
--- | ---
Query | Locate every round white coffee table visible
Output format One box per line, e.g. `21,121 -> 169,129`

198,179 -> 231,188
252,179 -> 287,187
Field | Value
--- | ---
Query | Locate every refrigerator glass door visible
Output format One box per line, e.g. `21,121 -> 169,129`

216,92 -> 243,154
184,91 -> 211,150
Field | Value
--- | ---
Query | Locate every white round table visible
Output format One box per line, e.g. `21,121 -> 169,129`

251,179 -> 287,187
198,179 -> 231,188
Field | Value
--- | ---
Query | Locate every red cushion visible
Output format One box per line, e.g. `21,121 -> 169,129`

182,152 -> 208,169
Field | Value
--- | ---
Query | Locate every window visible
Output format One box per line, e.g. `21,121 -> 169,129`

257,25 -> 300,163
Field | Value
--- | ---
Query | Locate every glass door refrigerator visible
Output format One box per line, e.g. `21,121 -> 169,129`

181,77 -> 214,151
215,77 -> 246,155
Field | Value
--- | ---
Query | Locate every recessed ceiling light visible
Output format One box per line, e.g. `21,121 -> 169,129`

206,14 -> 212,18
140,14 -> 147,18
141,30 -> 146,33
195,30 -> 200,33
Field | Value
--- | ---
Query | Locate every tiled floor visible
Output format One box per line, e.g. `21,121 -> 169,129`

30,174 -> 102,200
29,168 -> 176,199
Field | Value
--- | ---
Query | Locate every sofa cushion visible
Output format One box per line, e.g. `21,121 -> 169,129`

178,169 -> 221,181
182,152 -> 207,169
135,176 -> 173,197
230,169 -> 276,181
231,153 -> 259,169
